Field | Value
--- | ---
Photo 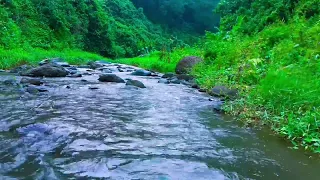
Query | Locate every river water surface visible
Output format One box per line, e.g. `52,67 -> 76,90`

0,64 -> 319,180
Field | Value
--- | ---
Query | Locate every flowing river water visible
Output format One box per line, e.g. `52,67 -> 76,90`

0,64 -> 319,180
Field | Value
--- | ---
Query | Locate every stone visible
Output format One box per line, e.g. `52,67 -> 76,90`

175,56 -> 203,74
20,77 -> 44,86
89,86 -> 99,90
162,73 -> 176,79
131,69 -> 152,76
210,86 -> 238,99
78,65 -> 91,68
170,78 -> 181,84
177,74 -> 194,81
10,65 -> 33,75
68,73 -> 82,78
26,86 -> 39,94
3,79 -> 18,86
126,79 -> 146,88
23,64 -> 68,77
98,74 -> 125,83
88,61 -> 105,69
158,79 -> 170,84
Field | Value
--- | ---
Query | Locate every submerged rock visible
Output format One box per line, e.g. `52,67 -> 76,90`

20,77 -> 44,86
175,56 -> 203,74
23,64 -> 69,77
131,69 -> 152,76
98,74 -> 125,83
126,79 -> 146,88
3,79 -> 19,86
210,86 -> 238,99
170,78 -> 181,84
10,65 -> 33,75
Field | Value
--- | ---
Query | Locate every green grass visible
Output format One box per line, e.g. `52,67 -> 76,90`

0,48 -> 108,69
115,48 -> 203,73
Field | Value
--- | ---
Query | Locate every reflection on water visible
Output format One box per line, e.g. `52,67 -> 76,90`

0,66 -> 319,180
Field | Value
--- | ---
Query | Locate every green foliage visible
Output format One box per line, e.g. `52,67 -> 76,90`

0,0 -> 186,58
131,0 -> 220,34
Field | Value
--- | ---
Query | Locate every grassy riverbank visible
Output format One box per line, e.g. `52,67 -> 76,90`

0,48 -> 108,69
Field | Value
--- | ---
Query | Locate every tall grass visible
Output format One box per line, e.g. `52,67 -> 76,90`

0,48 -> 108,69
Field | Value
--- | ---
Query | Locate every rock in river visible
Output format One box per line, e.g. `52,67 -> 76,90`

126,79 -> 146,88
98,74 -> 125,83
20,77 -> 44,86
131,69 -> 152,76
23,64 -> 69,77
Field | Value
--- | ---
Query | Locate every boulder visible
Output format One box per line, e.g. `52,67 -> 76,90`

210,86 -> 238,99
126,79 -> 146,88
175,56 -> 203,74
131,69 -> 152,76
23,64 -> 69,77
98,74 -> 125,83
20,78 -> 44,86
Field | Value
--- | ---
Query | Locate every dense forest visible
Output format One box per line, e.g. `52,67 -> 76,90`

0,0 -> 320,152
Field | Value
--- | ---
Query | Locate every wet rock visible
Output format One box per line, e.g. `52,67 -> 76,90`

36,86 -> 49,92
191,84 -> 200,89
199,89 -> 206,92
10,65 -> 33,75
126,79 -> 146,88
175,56 -> 203,74
131,69 -> 152,76
118,68 -> 125,72
3,79 -> 18,86
68,73 -> 82,78
39,58 -> 70,67
162,73 -> 176,79
88,61 -> 105,69
23,64 -> 68,77
81,79 -> 88,82
210,86 -> 238,99
177,74 -> 194,81
25,86 -> 39,94
20,77 -> 44,86
102,69 -> 113,73
98,74 -> 125,83
89,86 -> 99,90
170,78 -> 181,84
66,85 -> 71,89
0,69 -> 5,72
158,79 -> 170,84
83,72 -> 93,76
78,65 -> 90,68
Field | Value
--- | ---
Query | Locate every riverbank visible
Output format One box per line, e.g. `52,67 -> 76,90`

116,16 -> 320,152
0,48 -> 108,70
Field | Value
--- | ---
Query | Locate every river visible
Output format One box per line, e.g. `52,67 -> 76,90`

0,64 -> 319,180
